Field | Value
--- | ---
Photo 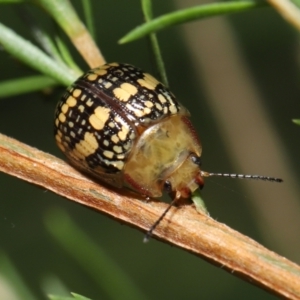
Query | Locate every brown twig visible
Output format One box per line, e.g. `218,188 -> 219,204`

36,0 -> 105,68
267,0 -> 300,32
0,132 -> 300,299
69,27 -> 105,68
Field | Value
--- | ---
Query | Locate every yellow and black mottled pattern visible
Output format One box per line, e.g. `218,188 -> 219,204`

54,63 -> 183,186
82,63 -> 181,125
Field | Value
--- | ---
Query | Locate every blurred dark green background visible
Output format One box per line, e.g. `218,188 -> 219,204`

1,1 -> 300,299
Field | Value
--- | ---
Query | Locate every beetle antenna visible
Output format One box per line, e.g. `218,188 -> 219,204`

201,171 -> 283,183
143,197 -> 178,243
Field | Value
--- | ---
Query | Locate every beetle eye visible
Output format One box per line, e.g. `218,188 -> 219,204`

163,180 -> 172,193
190,154 -> 201,166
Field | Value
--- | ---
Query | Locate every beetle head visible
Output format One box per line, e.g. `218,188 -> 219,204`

163,153 -> 204,199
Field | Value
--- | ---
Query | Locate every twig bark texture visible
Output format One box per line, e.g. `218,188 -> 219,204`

0,133 -> 300,299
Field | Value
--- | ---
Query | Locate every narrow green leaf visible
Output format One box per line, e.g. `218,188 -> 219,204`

81,0 -> 96,40
45,209 -> 148,300
41,274 -> 71,299
0,0 -> 23,3
0,22 -> 77,86
55,36 -> 83,73
292,119 -> 300,125
15,6 -> 63,63
0,76 -> 57,98
120,1 -> 267,43
35,0 -> 104,68
291,0 -> 300,8
32,29 -> 64,64
141,0 -> 168,86
35,0 -> 85,37
48,293 -> 92,300
48,296 -> 73,300
142,0 -> 153,20
0,251 -> 39,300
71,293 -> 92,300
192,190 -> 209,215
